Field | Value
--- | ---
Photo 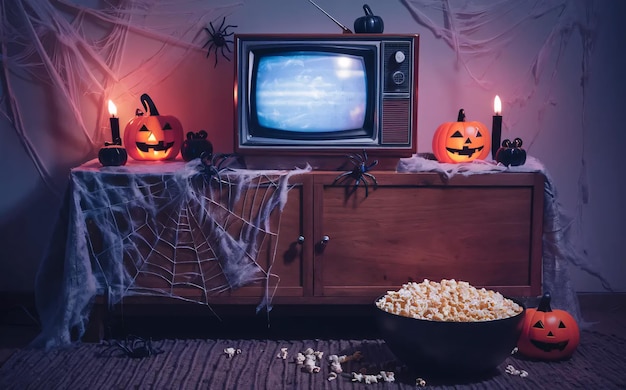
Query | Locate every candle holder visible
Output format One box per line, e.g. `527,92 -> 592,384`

100,99 -> 127,166
98,143 -> 128,167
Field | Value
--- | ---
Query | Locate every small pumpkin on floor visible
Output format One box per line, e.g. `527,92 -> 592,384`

517,291 -> 580,360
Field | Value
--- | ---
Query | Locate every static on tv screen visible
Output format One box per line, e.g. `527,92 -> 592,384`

254,53 -> 367,133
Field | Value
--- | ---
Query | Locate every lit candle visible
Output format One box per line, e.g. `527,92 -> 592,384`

108,100 -> 121,145
491,95 -> 502,160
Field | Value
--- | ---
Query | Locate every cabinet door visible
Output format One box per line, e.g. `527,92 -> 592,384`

84,172 -> 310,305
313,172 -> 543,300
212,176 -> 309,303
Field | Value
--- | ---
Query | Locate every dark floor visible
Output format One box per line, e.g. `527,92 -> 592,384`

1,293 -> 625,367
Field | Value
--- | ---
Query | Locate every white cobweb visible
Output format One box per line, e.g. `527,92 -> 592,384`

34,158 -> 310,349
0,0 -> 242,192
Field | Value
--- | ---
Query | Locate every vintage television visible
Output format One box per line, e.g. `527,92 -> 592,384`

234,33 -> 419,169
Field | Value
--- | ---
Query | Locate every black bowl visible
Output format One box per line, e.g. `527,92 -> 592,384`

374,296 -> 526,379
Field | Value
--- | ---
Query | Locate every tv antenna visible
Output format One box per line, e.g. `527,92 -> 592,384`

308,0 -> 353,34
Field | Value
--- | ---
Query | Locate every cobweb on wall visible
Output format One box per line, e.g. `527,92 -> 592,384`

401,0 -> 597,147
0,0 -> 242,193
33,159 -> 310,349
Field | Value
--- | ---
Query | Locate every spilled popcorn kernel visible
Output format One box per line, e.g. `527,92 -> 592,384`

223,347 -> 241,358
277,347 -> 288,360
505,364 -> 529,377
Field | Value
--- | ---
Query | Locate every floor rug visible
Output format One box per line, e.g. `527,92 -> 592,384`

1,331 -> 624,389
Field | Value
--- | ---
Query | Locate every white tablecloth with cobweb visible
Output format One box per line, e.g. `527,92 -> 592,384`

33,158 -> 310,349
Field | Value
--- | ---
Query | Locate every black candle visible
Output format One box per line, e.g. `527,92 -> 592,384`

108,100 -> 121,145
491,95 -> 502,160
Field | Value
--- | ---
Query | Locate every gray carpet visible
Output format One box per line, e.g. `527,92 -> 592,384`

0,331 -> 624,389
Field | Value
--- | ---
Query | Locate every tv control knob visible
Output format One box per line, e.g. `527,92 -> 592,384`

392,71 -> 405,85
394,51 -> 406,64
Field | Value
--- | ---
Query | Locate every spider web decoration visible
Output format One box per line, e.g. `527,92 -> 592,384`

33,159 -> 310,348
0,0 -> 243,193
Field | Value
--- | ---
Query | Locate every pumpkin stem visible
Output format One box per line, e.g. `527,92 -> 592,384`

457,109 -> 466,122
537,291 -> 552,312
140,93 -> 160,116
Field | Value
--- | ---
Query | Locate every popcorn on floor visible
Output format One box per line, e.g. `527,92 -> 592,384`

223,347 -> 241,358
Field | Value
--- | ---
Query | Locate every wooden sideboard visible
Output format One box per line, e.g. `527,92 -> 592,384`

111,170 -> 544,304
80,167 -> 544,341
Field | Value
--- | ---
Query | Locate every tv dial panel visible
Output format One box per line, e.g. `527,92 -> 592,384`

381,39 -> 415,145
382,41 -> 412,93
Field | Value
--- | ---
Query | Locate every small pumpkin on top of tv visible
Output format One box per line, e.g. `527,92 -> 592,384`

432,109 -> 490,164
123,93 -> 184,161
353,4 -> 384,33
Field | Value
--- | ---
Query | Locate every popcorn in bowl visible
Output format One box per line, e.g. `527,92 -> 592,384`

375,279 -> 523,322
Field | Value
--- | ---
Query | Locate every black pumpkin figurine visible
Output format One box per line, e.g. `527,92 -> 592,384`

181,130 -> 213,162
354,4 -> 384,33
496,138 -> 527,167
98,143 -> 128,167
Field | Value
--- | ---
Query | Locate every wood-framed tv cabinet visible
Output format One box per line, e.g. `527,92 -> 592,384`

95,170 -> 543,308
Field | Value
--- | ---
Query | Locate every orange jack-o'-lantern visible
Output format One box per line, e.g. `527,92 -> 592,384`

432,109 -> 490,163
123,94 -> 184,161
517,292 -> 580,361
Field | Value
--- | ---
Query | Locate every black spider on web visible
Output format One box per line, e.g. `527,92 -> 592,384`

100,335 -> 164,359
203,17 -> 237,68
332,150 -> 379,197
199,151 -> 238,188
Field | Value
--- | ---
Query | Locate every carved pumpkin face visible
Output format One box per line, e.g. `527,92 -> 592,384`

123,94 -> 183,161
517,292 -> 580,361
432,109 -> 490,163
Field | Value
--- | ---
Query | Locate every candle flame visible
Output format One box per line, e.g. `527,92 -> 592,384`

108,100 -> 118,117
494,95 -> 502,115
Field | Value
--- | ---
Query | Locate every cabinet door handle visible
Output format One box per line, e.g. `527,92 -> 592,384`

297,235 -> 305,244
315,235 -> 330,254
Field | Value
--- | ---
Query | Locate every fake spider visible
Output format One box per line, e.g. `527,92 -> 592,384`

203,17 -> 237,67
332,150 -> 379,197
103,335 -> 164,359
199,151 -> 237,187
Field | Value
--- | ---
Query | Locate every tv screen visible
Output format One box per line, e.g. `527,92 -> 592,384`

250,47 -> 377,141
253,53 -> 368,135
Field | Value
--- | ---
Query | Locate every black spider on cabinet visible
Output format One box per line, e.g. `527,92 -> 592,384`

332,150 -> 379,197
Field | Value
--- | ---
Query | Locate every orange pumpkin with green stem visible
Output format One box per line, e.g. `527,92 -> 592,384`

432,109 -> 490,163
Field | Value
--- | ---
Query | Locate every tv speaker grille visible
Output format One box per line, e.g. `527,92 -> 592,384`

381,99 -> 411,145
